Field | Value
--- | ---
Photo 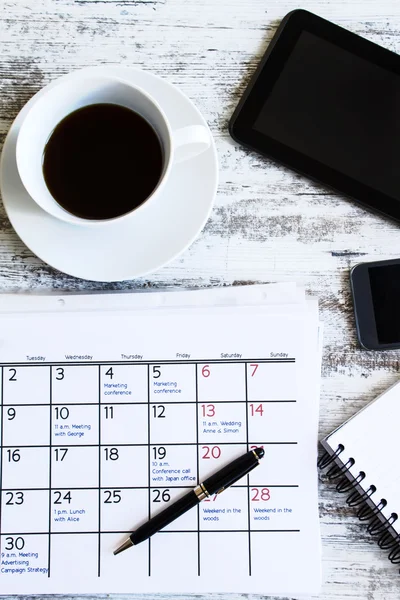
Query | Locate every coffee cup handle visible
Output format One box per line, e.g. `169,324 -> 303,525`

172,125 -> 211,164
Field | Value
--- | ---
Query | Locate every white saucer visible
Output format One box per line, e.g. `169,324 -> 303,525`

0,67 -> 218,282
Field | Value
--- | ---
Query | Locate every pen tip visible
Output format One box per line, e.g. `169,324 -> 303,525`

113,538 -> 134,556
254,447 -> 265,459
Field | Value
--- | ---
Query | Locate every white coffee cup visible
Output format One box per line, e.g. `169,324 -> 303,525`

16,75 -> 211,226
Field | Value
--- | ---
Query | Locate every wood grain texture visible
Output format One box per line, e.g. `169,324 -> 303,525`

1,0 -> 400,598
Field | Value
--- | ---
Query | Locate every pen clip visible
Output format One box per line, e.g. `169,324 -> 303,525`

214,463 -> 258,494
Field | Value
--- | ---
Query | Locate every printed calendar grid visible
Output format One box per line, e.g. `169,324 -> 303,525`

0,358 -> 300,579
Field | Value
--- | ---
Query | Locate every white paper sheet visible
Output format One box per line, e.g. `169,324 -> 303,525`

0,282 -> 301,313
0,287 -> 321,595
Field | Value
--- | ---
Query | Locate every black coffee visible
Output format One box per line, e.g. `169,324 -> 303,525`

42,103 -> 163,220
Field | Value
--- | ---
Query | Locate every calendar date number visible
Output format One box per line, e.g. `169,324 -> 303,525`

54,491 -> 72,504
103,490 -> 121,503
152,446 -> 167,460
5,491 -> 24,505
152,366 -> 161,378
202,445 -> 221,459
6,449 -> 20,462
201,404 -> 215,417
152,405 -> 165,418
249,403 -> 264,417
54,448 -> 68,461
152,489 -> 170,503
201,365 -> 210,378
7,407 -> 16,420
8,368 -> 17,382
104,447 -> 119,461
55,367 -> 64,380
4,536 -> 25,551
251,487 -> 271,501
55,406 -> 69,420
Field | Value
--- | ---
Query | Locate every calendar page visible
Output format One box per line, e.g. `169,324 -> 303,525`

0,304 -> 321,595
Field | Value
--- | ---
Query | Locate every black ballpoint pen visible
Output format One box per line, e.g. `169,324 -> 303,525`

114,447 -> 265,555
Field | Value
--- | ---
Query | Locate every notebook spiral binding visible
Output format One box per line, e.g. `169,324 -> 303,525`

318,444 -> 400,568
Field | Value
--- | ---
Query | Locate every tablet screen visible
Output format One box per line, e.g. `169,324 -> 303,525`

254,30 -> 400,201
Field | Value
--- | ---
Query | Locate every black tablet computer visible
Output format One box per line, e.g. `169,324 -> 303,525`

229,10 -> 400,223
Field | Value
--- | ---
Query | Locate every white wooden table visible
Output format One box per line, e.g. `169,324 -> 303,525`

1,0 -> 400,598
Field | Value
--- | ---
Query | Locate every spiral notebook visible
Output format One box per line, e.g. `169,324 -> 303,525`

319,381 -> 400,567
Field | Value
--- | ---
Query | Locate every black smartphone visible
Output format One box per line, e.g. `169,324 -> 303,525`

351,258 -> 400,349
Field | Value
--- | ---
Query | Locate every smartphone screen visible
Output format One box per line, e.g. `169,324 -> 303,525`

351,259 -> 400,349
369,264 -> 400,344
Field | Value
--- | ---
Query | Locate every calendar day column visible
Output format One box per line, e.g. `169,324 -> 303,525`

148,363 -> 198,578
50,365 -> 99,580
246,360 -> 302,576
197,362 -> 250,577
0,366 -> 2,506
99,364 -> 149,579
0,368 -> 2,557
1,365 -> 50,579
